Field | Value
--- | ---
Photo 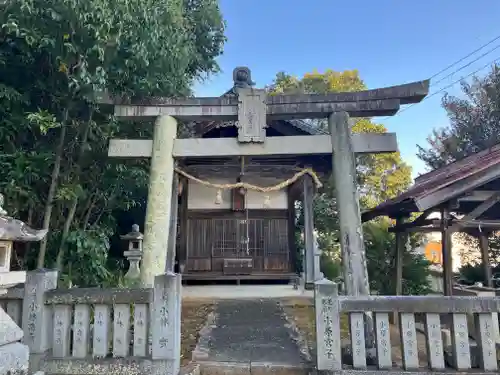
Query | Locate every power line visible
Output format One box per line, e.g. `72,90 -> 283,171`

428,34 -> 500,81
431,43 -> 500,88
379,34 -> 500,121
387,56 -> 500,119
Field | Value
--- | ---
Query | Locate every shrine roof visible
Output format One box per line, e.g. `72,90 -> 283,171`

194,118 -> 327,137
362,143 -> 500,222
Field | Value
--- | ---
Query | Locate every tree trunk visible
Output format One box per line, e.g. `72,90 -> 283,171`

55,110 -> 93,271
37,108 -> 70,269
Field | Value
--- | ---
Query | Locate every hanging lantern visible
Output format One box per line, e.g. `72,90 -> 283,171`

263,195 -> 271,208
215,189 -> 223,205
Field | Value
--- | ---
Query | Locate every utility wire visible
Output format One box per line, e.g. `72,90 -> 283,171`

388,56 -> 500,118
427,34 -> 500,81
379,34 -> 500,121
431,43 -> 500,88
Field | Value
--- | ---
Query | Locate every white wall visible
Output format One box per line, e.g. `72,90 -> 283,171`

187,178 -> 288,210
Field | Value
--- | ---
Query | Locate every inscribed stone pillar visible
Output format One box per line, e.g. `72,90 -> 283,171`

152,273 -> 182,375
329,112 -> 370,297
141,115 -> 177,287
315,279 -> 341,371
22,270 -> 58,354
302,175 -> 315,288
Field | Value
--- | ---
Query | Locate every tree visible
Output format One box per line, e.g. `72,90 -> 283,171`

270,70 -> 429,293
417,64 -> 500,168
364,219 -> 432,295
0,0 -> 225,286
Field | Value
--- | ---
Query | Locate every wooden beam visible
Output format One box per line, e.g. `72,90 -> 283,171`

178,177 -> 188,272
458,190 -> 498,202
392,217 -> 406,325
449,192 -> 500,231
435,219 -> 500,229
287,186 -> 298,275
165,174 -> 179,273
388,225 -> 441,233
302,175 -> 315,288
108,133 -> 398,158
394,218 -> 405,296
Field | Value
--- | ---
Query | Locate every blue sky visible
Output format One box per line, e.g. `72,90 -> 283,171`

193,1 -> 500,179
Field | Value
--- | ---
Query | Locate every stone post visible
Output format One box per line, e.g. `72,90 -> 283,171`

314,279 -> 341,371
329,111 -> 375,350
141,115 -> 177,287
151,273 -> 182,375
22,269 -> 58,373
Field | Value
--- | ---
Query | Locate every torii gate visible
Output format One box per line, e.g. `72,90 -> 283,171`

105,67 -> 429,295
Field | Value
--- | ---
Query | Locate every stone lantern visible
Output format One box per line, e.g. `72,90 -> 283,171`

0,193 -> 48,373
121,224 -> 144,279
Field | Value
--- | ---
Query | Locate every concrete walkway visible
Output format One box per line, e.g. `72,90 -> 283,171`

194,299 -> 310,373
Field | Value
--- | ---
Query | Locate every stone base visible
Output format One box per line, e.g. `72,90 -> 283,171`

0,342 -> 29,375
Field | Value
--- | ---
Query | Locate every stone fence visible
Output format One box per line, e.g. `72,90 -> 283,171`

0,270 -> 181,375
315,280 -> 500,374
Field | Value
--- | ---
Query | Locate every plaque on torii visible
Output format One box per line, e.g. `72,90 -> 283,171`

103,67 -> 429,299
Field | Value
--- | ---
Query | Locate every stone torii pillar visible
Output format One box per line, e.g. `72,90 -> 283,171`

330,112 -> 370,297
140,115 -> 177,287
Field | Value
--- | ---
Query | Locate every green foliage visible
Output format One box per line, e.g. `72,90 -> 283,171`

320,253 -> 341,280
364,219 -> 432,295
417,64 -> 500,169
0,0 -> 225,286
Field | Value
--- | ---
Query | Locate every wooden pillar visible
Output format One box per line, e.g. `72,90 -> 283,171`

391,218 -> 406,325
479,231 -> 493,287
302,175 -> 315,289
329,111 -> 370,297
165,172 -> 179,273
178,177 -> 189,273
140,115 -> 177,287
287,186 -> 298,274
440,207 -> 453,296
394,217 -> 406,296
